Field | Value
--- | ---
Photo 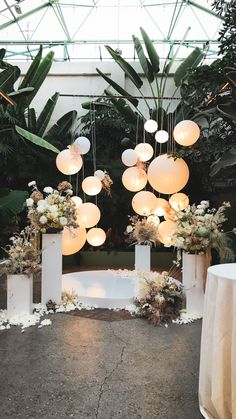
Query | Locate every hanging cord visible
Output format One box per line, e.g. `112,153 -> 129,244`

135,114 -> 139,145
92,102 -> 98,209
143,125 -> 146,143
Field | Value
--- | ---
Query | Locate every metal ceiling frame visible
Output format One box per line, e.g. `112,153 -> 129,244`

0,0 -> 223,61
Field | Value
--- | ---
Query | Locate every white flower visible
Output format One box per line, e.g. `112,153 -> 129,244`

40,319 -> 52,327
43,186 -> 53,194
49,205 -> 58,213
200,200 -> 209,207
195,209 -> 204,215
59,217 -> 68,226
26,198 -> 34,207
28,181 -> 36,187
126,225 -> 133,233
66,189 -> 73,196
39,215 -> 48,224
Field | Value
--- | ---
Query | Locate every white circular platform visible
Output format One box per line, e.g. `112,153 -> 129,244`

62,270 -> 136,309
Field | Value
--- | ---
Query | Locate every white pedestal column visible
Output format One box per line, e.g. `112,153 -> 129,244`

7,274 -> 33,319
182,252 -> 207,316
41,233 -> 62,304
135,244 -> 151,272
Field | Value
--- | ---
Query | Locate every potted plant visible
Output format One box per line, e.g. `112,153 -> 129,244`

0,227 -> 40,319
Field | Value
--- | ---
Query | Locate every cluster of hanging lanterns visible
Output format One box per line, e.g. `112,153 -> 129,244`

122,118 -> 200,245
56,136 -> 107,255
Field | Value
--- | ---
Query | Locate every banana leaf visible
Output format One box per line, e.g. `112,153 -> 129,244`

27,108 -> 37,133
36,92 -> 59,137
96,68 -> 138,107
174,47 -> 204,87
227,71 -> 236,88
8,87 -> 34,98
140,27 -> 160,74
132,35 -> 154,83
0,49 -> 6,60
210,147 -> 236,176
45,110 -> 77,141
217,102 -> 236,121
15,125 -> 60,153
18,45 -> 42,89
0,189 -> 28,220
105,45 -> 143,89
0,66 -> 20,93
81,100 -> 112,110
104,89 -> 137,123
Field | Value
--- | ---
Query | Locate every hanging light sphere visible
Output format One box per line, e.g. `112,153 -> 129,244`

132,191 -> 157,216
154,198 -> 170,217
158,220 -> 176,246
76,202 -> 101,228
173,120 -> 200,146
155,130 -> 169,144
169,193 -> 189,212
121,149 -> 138,167
62,226 -> 87,255
74,136 -> 91,154
56,149 -> 83,175
134,143 -> 154,162
94,169 -> 105,181
82,176 -> 102,196
71,196 -> 83,208
147,154 -> 189,194
122,167 -> 147,192
144,119 -> 158,133
87,228 -> 106,247
147,214 -> 160,226
164,207 -> 179,222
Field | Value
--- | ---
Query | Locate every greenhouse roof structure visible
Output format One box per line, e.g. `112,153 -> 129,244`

0,0 -> 223,61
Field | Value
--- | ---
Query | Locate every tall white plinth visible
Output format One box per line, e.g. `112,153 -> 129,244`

41,233 -> 62,304
135,244 -> 151,272
7,274 -> 33,319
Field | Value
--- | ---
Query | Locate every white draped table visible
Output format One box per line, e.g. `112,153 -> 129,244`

199,263 -> 236,419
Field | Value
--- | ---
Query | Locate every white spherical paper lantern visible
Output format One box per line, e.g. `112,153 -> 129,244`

56,149 -> 83,175
132,191 -> 157,216
82,176 -> 102,196
169,193 -> 189,211
147,214 -> 160,226
121,149 -> 138,167
62,226 -> 87,255
122,167 -> 147,192
144,119 -> 158,133
164,207 -> 178,222
94,170 -> 105,181
76,202 -> 101,228
134,143 -> 154,162
155,130 -> 169,144
147,154 -> 189,194
158,220 -> 176,246
71,196 -> 83,208
87,228 -> 106,247
173,120 -> 200,146
74,136 -> 91,154
154,198 -> 170,217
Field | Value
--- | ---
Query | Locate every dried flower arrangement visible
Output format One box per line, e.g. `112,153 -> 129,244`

125,215 -> 158,246
101,171 -> 113,196
26,181 -> 78,233
135,271 -> 184,326
0,227 -> 40,276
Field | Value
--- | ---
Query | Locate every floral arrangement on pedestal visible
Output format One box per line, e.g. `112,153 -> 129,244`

26,181 -> 78,233
173,200 -> 235,262
125,215 -> 158,246
0,227 -> 40,275
135,271 -> 184,325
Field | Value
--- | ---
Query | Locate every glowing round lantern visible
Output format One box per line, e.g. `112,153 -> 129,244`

164,207 -> 178,222
71,196 -> 83,208
122,167 -> 147,192
82,176 -> 102,196
62,226 -> 87,255
158,220 -> 176,246
169,193 -> 189,211
87,228 -> 106,247
147,214 -> 160,226
121,149 -> 138,167
173,120 -> 200,146
147,154 -> 189,194
132,191 -> 157,216
76,202 -> 101,228
155,130 -> 169,144
74,136 -> 91,154
154,198 -> 170,216
144,119 -> 158,133
134,143 -> 154,162
56,149 -> 83,175
94,170 -> 105,181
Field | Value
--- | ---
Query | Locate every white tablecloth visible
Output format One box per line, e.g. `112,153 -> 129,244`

199,264 -> 236,419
